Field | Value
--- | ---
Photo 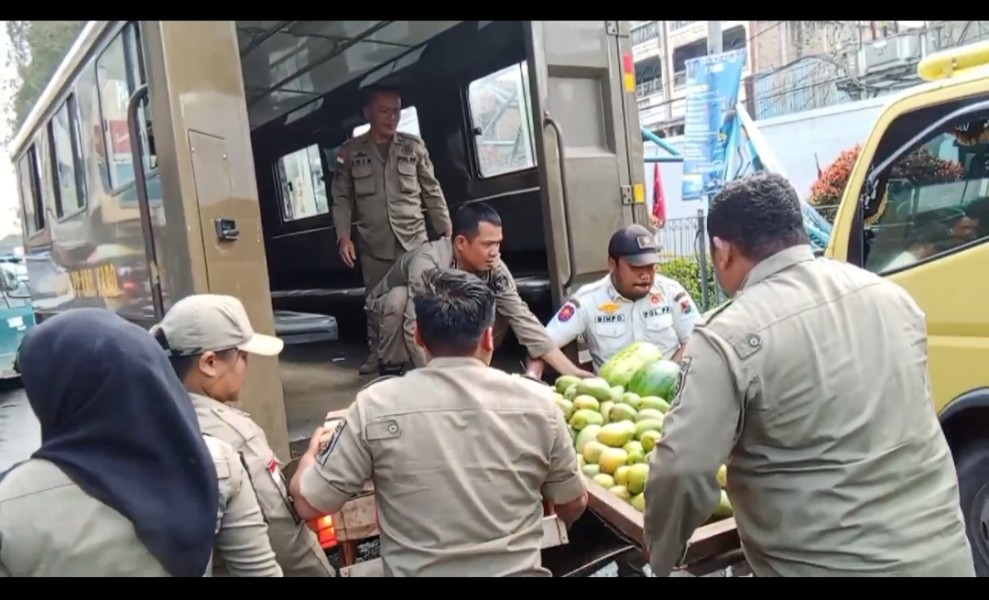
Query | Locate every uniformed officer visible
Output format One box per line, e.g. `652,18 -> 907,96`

643,172 -> 975,577
1,309 -> 217,577
332,84 -> 452,376
202,435 -> 284,577
527,224 -> 699,378
151,294 -> 336,578
290,269 -> 588,577
366,202 -> 591,378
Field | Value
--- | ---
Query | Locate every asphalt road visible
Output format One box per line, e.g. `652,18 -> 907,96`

0,380 -> 40,473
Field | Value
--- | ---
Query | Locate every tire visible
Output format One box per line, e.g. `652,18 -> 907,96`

954,438 -> 989,576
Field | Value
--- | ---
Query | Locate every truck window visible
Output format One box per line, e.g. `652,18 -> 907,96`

862,115 -> 989,275
467,61 -> 537,178
276,144 -> 329,222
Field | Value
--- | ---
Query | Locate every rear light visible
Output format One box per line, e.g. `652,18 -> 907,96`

622,52 -> 636,93
310,515 -> 338,550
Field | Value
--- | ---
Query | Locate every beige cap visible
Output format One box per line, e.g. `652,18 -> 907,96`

153,294 -> 283,357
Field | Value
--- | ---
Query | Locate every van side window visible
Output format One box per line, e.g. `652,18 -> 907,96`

864,118 -> 989,275
18,146 -> 45,234
48,95 -> 88,219
276,144 -> 329,222
95,23 -> 154,191
352,106 -> 420,138
467,61 -> 537,178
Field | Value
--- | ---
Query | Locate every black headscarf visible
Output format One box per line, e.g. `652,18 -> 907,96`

8,308 -> 218,577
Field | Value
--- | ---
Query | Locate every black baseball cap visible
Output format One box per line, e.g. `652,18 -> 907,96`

607,224 -> 660,267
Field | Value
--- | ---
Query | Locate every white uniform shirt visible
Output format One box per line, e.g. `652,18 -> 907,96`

545,274 -> 699,372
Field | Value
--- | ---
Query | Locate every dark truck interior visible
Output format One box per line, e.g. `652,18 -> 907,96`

237,20 -> 555,344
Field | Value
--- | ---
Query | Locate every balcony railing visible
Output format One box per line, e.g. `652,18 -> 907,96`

671,20 -> 698,31
636,78 -> 663,98
631,21 -> 660,47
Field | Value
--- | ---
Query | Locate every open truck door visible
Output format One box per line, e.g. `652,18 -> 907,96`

524,21 -> 646,307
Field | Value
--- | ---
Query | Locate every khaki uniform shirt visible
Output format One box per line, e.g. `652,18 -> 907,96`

545,274 -> 698,371
191,393 -> 335,577
331,131 -> 451,261
202,435 -> 283,577
643,245 -> 975,577
369,238 -> 557,359
299,357 -> 586,576
0,459 -> 171,577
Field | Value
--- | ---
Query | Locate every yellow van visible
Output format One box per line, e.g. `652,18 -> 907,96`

826,41 -> 989,575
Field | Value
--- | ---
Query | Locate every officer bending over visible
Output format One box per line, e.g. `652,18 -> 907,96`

366,202 -> 590,378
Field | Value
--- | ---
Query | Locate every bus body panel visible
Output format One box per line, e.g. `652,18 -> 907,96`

143,20 -> 290,458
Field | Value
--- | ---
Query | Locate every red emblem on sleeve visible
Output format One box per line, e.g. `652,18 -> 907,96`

557,302 -> 576,323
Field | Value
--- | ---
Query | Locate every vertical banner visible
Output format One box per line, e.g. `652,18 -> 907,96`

680,49 -> 747,202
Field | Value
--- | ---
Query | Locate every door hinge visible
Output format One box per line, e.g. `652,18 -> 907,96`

606,21 -> 621,36
620,185 -> 633,205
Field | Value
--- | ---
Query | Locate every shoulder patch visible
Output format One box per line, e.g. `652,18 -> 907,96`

359,374 -> 400,392
491,272 -> 512,293
669,356 -> 691,409
556,301 -> 577,323
317,419 -> 347,466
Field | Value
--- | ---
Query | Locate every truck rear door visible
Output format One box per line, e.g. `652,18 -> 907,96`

524,21 -> 646,306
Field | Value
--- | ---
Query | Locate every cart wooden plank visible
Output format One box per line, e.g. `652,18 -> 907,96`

581,474 -> 739,566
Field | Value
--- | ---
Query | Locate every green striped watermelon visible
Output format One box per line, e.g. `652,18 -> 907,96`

627,359 -> 681,401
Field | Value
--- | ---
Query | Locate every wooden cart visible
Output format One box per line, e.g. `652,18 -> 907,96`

581,474 -> 744,576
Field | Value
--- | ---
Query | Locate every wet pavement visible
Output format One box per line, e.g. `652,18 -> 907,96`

0,380 -> 40,473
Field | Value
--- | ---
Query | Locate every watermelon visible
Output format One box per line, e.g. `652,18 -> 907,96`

628,359 -> 682,400
599,342 -> 663,388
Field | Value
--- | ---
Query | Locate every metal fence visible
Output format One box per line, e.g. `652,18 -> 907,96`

652,203 -> 840,312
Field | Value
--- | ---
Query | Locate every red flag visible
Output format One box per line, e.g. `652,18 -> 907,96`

651,162 -> 667,228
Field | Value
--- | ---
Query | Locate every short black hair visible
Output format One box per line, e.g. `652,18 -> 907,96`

707,171 -> 809,260
413,268 -> 496,357
362,85 -> 401,108
152,327 -> 237,380
452,202 -> 503,240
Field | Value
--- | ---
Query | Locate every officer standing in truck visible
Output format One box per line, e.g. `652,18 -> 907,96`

643,172 -> 975,578
525,224 -> 699,379
332,85 -> 452,376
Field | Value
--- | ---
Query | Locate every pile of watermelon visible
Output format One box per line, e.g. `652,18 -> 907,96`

598,341 -> 682,399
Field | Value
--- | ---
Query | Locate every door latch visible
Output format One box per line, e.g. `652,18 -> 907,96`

215,218 -> 239,242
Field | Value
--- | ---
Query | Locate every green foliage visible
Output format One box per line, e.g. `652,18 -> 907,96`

4,20 -> 85,145
658,255 -> 716,309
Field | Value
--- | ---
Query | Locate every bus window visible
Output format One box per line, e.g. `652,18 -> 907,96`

276,144 -> 329,222
352,105 -> 420,138
48,95 -> 88,219
96,23 -> 155,191
862,114 -> 989,275
17,146 -> 44,235
467,61 -> 537,178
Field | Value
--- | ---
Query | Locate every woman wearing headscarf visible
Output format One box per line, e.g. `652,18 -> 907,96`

0,308 -> 278,577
